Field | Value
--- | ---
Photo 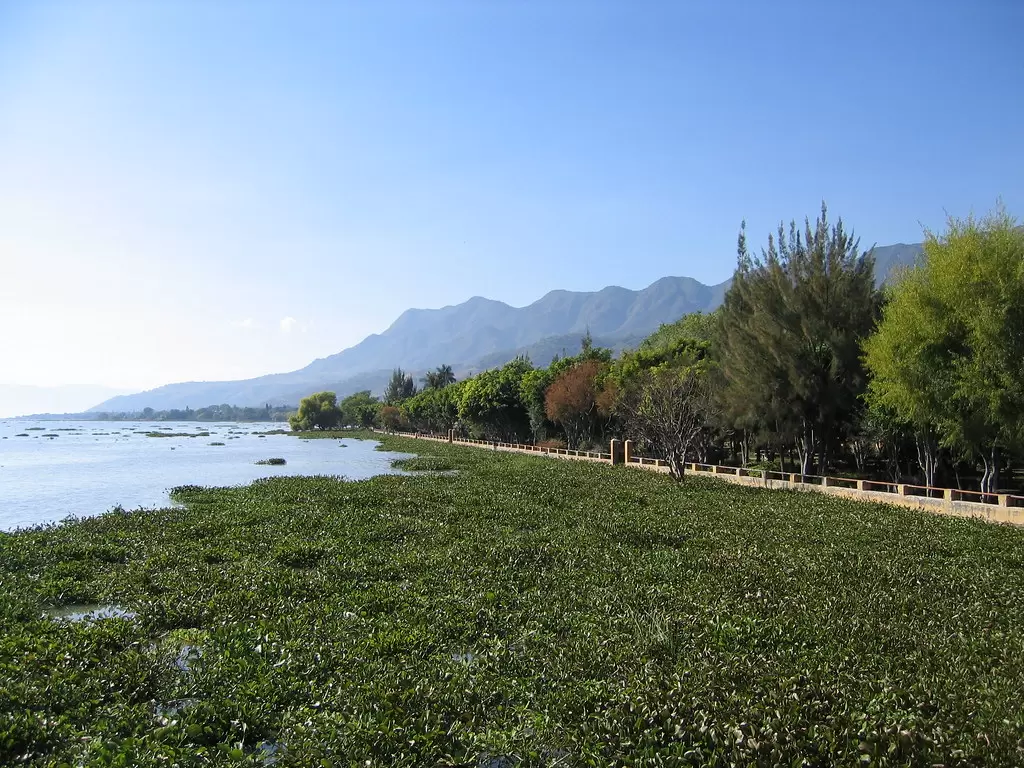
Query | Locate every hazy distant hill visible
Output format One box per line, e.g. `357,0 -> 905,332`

0,384 -> 132,419
90,245 -> 921,413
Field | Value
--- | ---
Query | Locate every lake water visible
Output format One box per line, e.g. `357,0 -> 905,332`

0,421 -> 413,531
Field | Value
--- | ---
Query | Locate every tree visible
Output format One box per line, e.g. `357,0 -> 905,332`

339,390 -> 380,428
379,405 -> 404,432
458,357 -> 533,442
864,205 -> 1024,493
422,364 -> 456,390
544,359 -> 604,449
619,365 -> 716,481
384,368 -> 417,405
289,391 -> 342,431
718,203 -> 879,475
402,382 -> 461,434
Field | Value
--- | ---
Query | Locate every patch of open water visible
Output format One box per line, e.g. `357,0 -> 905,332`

0,420 -> 414,530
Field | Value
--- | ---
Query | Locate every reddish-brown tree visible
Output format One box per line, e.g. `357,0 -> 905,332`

545,360 -> 604,449
379,405 -> 404,433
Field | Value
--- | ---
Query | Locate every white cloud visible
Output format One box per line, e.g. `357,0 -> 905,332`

232,317 -> 257,330
280,316 -> 298,333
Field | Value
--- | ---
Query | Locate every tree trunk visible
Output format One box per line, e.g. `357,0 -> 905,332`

739,431 -> 750,468
915,433 -> 938,488
797,424 -> 814,477
981,445 -> 1001,496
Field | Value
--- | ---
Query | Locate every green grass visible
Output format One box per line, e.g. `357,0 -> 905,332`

254,457 -> 287,466
1,434 -> 1024,766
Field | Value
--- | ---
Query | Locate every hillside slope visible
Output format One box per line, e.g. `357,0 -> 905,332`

91,244 -> 918,413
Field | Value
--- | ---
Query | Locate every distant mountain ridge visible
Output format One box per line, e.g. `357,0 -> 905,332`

90,243 -> 922,413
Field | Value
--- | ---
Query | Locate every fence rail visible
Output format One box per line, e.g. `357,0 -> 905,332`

375,429 -> 1024,525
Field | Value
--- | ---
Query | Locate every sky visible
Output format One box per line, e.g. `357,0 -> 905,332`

1,0 -> 1022,414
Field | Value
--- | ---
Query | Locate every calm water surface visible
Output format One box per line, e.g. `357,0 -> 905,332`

0,421 -> 413,530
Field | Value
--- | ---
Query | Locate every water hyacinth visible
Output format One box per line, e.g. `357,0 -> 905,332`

1,431 -> 1023,765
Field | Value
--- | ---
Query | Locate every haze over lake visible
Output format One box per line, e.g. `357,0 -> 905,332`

0,421 -> 411,531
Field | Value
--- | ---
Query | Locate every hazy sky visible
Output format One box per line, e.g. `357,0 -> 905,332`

1,1 -> 1022,411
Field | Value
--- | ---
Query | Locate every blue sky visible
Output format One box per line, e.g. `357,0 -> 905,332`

0,1 -> 1021,413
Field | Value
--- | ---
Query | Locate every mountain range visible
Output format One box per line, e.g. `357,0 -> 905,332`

90,241 -> 923,413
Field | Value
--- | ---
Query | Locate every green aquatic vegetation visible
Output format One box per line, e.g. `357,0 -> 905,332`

42,433 -> 59,438
209,442 -> 225,446
391,455 -> 455,472
2,434 -> 1024,765
24,427 -> 44,431
15,433 -> 28,437
254,457 -> 286,465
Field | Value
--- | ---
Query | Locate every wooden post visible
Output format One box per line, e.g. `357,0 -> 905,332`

944,488 -> 955,503
610,439 -> 623,465
624,439 -> 633,464
856,480 -> 865,491
998,494 -> 1010,507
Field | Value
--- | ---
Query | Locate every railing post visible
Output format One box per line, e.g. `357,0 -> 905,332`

998,494 -> 1010,507
624,439 -> 633,464
788,473 -> 799,484
448,429 -> 454,444
945,488 -> 955,503
856,479 -> 865,491
610,439 -> 622,465
896,484 -> 907,496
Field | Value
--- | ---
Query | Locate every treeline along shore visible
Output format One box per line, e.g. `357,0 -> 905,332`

291,204 -> 1024,498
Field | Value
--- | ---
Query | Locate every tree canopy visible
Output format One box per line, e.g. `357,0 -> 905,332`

289,391 -> 342,431
864,205 -> 1024,492
718,203 -> 878,475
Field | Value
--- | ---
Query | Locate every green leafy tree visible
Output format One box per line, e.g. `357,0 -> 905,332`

640,310 -> 720,353
458,357 -> 534,442
289,391 -> 342,431
864,205 -> 1024,492
339,390 -> 380,428
718,203 -> 879,475
384,368 -> 417,405
402,382 -> 461,434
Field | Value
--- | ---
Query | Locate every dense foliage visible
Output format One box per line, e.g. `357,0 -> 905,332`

864,207 -> 1024,492
3,433 -> 1024,765
374,204 -> 1023,493
288,391 -> 342,431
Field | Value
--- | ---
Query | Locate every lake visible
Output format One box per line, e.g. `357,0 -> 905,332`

0,421 -> 413,531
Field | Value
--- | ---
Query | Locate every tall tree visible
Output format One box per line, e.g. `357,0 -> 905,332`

422,364 -> 456,390
718,203 -> 878,475
384,368 -> 417,405
864,205 -> 1024,493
